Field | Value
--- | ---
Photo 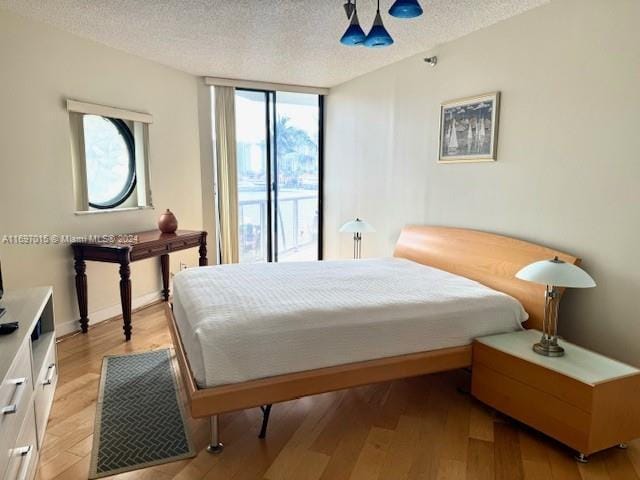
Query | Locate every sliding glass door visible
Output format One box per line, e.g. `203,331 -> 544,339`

275,92 -> 321,262
235,89 -> 323,263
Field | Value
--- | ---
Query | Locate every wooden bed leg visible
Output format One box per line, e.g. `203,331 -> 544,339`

207,415 -> 224,454
258,404 -> 273,439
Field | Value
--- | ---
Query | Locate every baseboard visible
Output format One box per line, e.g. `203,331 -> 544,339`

56,290 -> 163,338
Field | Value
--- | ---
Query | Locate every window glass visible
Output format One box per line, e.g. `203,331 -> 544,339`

83,115 -> 136,209
275,92 -> 320,262
235,90 -> 269,263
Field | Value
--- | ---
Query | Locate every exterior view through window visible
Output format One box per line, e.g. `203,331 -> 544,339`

82,114 -> 136,209
235,90 -> 322,263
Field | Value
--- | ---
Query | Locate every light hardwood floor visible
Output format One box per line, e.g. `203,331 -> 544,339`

36,303 -> 640,480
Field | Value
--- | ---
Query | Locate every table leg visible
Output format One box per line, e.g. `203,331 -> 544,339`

119,261 -> 132,341
199,234 -> 208,266
74,258 -> 89,333
160,254 -> 170,301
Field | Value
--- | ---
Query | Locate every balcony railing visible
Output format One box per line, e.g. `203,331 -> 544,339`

238,192 -> 318,262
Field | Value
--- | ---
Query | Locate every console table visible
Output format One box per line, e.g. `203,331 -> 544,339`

71,230 -> 207,341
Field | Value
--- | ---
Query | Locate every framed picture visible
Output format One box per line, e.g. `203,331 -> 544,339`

438,92 -> 500,163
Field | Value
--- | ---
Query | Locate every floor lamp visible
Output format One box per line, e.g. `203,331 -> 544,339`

339,218 -> 375,259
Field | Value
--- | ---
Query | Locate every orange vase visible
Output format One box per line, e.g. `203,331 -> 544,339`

158,209 -> 178,233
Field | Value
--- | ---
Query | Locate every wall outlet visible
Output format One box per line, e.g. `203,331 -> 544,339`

171,263 -> 189,278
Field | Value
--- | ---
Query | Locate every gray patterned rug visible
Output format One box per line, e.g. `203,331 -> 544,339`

89,349 -> 195,479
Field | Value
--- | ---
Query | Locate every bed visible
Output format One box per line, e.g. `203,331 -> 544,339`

173,258 -> 528,388
166,225 -> 580,452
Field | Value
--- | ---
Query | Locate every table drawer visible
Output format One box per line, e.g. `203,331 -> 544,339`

34,342 -> 57,449
2,406 -> 38,480
130,244 -> 169,261
167,238 -> 201,252
473,341 -> 593,412
472,362 -> 591,452
0,346 -> 33,478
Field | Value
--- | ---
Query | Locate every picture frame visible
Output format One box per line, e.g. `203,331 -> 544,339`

438,91 -> 500,163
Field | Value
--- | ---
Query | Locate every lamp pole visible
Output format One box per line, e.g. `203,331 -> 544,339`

534,285 -> 563,357
353,231 -> 362,259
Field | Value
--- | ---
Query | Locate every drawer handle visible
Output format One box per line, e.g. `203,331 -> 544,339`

43,363 -> 56,386
13,445 -> 33,480
1,378 -> 27,415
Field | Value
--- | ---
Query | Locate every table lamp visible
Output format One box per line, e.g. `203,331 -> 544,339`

339,218 -> 375,259
516,256 -> 595,357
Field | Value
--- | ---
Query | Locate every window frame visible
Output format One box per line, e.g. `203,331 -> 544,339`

67,99 -> 153,214
84,116 -> 138,210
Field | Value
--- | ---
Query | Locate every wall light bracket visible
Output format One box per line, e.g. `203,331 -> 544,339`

424,56 -> 438,67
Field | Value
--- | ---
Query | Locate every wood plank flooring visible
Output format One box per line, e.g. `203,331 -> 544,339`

36,303 -> 640,480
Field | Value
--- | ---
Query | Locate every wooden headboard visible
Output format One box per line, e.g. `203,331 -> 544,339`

393,226 -> 580,331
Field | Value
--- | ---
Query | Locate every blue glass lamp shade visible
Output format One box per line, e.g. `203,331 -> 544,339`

340,10 -> 366,45
388,0 -> 423,18
364,10 -> 394,47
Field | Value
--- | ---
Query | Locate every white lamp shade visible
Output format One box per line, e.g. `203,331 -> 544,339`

516,258 -> 596,288
339,218 -> 375,233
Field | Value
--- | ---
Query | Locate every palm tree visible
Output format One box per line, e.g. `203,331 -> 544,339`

275,116 -> 318,186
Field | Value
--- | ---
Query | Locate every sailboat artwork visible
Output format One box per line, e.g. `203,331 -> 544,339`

448,117 -> 459,154
439,92 -> 500,163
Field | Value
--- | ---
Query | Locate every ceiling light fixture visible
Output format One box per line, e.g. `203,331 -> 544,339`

340,0 -> 366,45
364,0 -> 394,48
340,0 -> 423,48
388,0 -> 423,19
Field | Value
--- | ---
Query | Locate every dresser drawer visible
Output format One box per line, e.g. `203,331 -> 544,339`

0,346 -> 33,478
2,406 -> 38,480
473,341 -> 593,412
33,343 -> 57,449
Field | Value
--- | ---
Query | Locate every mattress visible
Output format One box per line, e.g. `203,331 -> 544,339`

172,257 -> 528,388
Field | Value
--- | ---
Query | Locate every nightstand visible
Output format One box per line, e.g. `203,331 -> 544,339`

471,329 -> 640,462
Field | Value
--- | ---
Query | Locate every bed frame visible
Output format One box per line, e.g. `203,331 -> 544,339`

166,225 -> 579,452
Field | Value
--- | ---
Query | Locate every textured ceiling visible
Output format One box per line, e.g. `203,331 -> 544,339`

0,0 -> 549,88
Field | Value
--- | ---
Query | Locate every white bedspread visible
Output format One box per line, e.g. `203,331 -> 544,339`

172,258 -> 527,388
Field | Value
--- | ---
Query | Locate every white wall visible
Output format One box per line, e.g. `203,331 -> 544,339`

0,9 -> 206,335
325,0 -> 640,365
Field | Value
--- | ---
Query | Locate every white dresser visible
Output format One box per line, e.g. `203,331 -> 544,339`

0,287 -> 57,480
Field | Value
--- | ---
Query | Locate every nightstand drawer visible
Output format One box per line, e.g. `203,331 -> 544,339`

472,363 -> 591,452
473,341 -> 592,412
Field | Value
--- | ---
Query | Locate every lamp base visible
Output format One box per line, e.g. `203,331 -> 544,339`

533,341 -> 565,357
